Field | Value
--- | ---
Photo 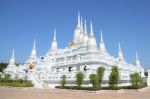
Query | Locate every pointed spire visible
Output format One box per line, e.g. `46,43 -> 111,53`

11,49 -> 15,59
100,31 -> 104,43
77,11 -> 80,28
136,51 -> 140,66
80,16 -> 83,32
100,31 -> 106,51
81,16 -> 83,27
51,28 -> 57,50
9,49 -> 15,65
33,39 -> 36,50
87,21 -> 97,49
84,19 -> 87,34
118,43 -> 124,60
30,39 -> 37,58
53,28 -> 56,41
90,21 -> 94,36
119,43 -> 121,53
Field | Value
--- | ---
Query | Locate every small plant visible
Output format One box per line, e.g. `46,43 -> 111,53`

130,72 -> 142,88
109,66 -> 120,87
60,75 -> 66,88
97,66 -> 105,87
76,72 -> 84,88
89,74 -> 98,88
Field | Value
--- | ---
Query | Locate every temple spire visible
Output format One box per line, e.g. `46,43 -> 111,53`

101,31 -> 104,43
90,21 -> 94,36
80,16 -> 83,32
53,28 -> 56,41
11,49 -> 15,59
82,19 -> 88,45
100,31 -> 106,51
33,39 -> 36,50
118,43 -> 124,60
77,11 -> 80,28
30,39 -> 37,58
87,21 -> 97,49
51,29 -> 57,50
9,49 -> 15,65
135,51 -> 140,66
84,19 -> 87,34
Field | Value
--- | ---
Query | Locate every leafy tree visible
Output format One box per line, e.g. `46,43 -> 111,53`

4,74 -> 11,81
130,72 -> 142,87
97,66 -> 105,87
76,72 -> 84,88
109,66 -> 120,87
0,63 -> 8,73
60,75 -> 66,88
89,74 -> 98,88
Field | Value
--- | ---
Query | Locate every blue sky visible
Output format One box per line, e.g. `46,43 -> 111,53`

0,0 -> 150,69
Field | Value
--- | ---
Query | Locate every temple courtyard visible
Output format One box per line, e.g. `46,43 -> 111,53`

0,87 -> 150,99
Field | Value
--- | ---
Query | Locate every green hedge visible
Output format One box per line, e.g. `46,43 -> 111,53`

0,74 -> 33,87
55,84 -> 147,91
0,82 -> 33,87
55,86 -> 101,91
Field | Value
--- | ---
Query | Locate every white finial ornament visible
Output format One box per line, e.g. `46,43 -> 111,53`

80,16 -> 83,32
84,19 -> 87,34
12,49 -> 15,59
9,49 -> 16,65
90,21 -> 94,36
87,21 -> 97,49
82,19 -> 88,45
51,29 -> 57,50
30,39 -> 37,58
33,39 -> 36,50
77,11 -> 80,28
100,31 -> 106,51
101,31 -> 104,43
135,51 -> 140,66
118,43 -> 124,60
53,29 -> 56,41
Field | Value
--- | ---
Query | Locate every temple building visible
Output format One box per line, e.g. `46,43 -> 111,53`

4,12 -> 147,88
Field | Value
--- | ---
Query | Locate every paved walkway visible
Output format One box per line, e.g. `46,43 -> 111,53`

0,87 -> 150,99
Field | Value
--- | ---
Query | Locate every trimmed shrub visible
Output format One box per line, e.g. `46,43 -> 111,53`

89,74 -> 98,88
96,66 -> 105,87
109,66 -> 120,87
130,72 -> 142,88
60,75 -> 66,88
76,72 -> 84,88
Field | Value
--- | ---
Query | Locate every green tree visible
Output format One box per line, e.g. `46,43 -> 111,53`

97,66 -> 105,87
76,72 -> 84,88
109,66 -> 120,87
130,72 -> 142,87
4,74 -> 11,81
60,75 -> 66,88
0,74 -> 1,78
0,63 -> 8,73
89,74 -> 98,88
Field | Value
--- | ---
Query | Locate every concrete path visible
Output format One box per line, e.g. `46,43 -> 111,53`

0,87 -> 150,99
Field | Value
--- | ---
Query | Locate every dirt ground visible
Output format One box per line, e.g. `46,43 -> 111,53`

0,87 -> 150,99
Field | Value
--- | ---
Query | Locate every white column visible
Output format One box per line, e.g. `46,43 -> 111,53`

147,70 -> 150,86
141,68 -> 145,78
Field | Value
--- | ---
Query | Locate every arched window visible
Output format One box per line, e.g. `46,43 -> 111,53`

69,67 -> 72,72
84,65 -> 87,71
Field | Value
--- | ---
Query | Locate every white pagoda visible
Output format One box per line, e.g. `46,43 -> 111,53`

4,12 -> 147,88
